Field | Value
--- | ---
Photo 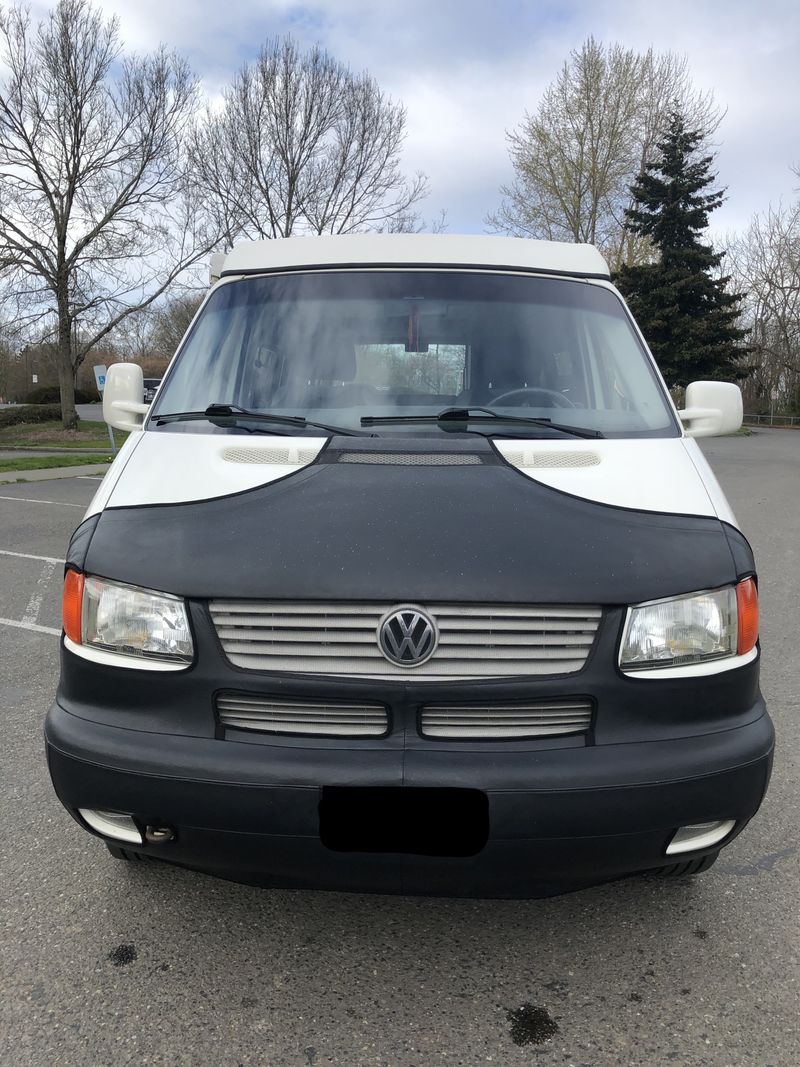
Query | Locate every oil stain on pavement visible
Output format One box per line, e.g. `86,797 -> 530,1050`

506,1003 -> 559,1046
107,943 -> 137,966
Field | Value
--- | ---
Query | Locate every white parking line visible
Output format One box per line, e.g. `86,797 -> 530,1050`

22,559 -> 57,626
0,549 -> 66,564
0,495 -> 84,508
0,616 -> 60,636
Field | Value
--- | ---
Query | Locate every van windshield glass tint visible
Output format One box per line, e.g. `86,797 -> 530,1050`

150,271 -> 678,438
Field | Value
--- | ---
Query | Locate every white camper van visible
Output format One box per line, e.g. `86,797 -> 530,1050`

45,235 -> 772,896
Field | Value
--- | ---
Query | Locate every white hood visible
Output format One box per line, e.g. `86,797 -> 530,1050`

86,430 -> 736,527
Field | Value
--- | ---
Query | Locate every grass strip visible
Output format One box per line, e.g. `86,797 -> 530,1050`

0,454 -> 112,472
0,419 -> 122,450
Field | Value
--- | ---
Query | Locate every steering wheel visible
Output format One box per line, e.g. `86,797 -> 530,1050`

490,387 -> 575,409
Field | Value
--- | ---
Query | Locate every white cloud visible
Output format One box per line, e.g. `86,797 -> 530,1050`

20,0 -> 800,235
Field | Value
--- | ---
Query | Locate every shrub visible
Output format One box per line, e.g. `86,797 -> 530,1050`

0,404 -> 64,428
24,385 -> 94,404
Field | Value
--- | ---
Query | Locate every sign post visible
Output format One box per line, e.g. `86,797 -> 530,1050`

92,364 -> 116,456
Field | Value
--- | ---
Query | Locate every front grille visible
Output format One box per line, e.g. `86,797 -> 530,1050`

208,601 -> 602,680
420,699 -> 593,739
217,693 -> 388,737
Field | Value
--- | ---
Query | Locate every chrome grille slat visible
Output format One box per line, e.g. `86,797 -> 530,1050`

222,721 -> 380,736
423,725 -> 581,738
211,601 -> 601,618
211,656 -> 589,676
422,711 -> 588,720
438,633 -> 595,647
220,697 -> 379,710
421,700 -> 592,739
214,622 -> 596,638
209,601 -> 601,680
215,632 -> 381,646
217,694 -> 387,737
221,706 -> 379,719
214,641 -> 593,657
230,716 -> 379,725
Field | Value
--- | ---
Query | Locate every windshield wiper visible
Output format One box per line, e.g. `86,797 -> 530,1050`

360,407 -> 604,439
154,403 -> 369,437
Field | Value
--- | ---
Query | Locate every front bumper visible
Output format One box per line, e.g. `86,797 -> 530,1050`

45,697 -> 774,897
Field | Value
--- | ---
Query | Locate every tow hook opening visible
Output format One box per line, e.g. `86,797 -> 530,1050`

77,809 -> 176,846
145,825 -> 176,844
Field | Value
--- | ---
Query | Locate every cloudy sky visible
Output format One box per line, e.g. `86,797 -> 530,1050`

28,0 -> 800,238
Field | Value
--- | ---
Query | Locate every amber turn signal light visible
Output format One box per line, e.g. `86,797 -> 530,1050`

736,577 -> 759,656
62,570 -> 85,644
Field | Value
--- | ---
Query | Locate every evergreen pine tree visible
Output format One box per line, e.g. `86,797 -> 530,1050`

615,112 -> 746,387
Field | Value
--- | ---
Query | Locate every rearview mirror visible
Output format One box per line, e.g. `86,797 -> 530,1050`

102,363 -> 149,432
678,381 -> 743,438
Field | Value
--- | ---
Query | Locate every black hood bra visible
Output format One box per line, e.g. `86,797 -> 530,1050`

68,439 -> 754,604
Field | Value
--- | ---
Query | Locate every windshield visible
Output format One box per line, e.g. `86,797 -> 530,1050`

150,271 -> 678,438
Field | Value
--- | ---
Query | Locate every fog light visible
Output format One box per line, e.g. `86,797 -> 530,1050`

78,808 -> 143,845
666,819 -> 736,855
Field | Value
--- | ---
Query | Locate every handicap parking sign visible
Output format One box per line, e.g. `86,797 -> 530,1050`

93,364 -> 108,393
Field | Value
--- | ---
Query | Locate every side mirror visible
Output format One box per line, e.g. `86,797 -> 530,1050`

678,381 -> 743,438
102,363 -> 150,432
209,251 -> 227,286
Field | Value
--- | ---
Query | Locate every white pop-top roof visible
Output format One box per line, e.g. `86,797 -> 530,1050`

219,234 -> 610,279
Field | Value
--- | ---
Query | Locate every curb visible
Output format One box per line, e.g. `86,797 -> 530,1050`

0,463 -> 111,484
0,446 -> 114,454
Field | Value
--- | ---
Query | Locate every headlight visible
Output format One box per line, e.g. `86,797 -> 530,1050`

620,584 -> 755,672
63,572 -> 193,662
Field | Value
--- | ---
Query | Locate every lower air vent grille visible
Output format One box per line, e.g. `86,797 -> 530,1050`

217,693 -> 388,737
420,699 -> 593,739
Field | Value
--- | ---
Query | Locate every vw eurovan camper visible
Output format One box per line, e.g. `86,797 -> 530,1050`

45,235 -> 773,896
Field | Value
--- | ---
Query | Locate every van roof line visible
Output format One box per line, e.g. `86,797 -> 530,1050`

217,234 -> 611,281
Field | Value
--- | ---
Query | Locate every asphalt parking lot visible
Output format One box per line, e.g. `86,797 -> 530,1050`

1,432 -> 798,1067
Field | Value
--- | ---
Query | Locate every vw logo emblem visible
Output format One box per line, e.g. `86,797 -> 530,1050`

377,606 -> 437,667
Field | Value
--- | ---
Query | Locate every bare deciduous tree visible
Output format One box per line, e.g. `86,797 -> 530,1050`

0,0 -> 218,427
488,38 -> 720,269
726,200 -> 800,414
146,293 -> 203,361
191,37 -> 427,244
